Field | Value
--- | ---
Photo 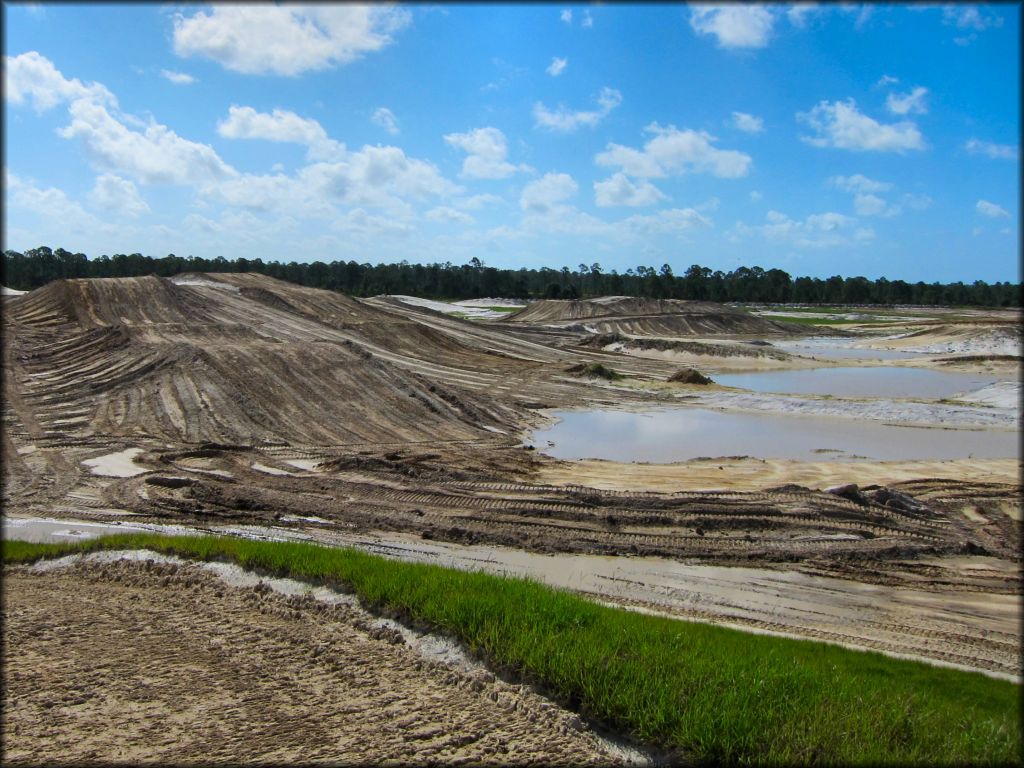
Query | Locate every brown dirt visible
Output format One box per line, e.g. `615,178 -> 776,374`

1,559 -> 625,765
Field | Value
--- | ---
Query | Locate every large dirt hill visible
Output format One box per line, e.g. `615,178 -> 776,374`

3,274 -> 525,445
503,296 -> 800,336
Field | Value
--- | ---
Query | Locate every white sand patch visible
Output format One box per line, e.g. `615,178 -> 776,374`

286,459 -> 322,471
2,285 -> 27,295
384,295 -> 510,319
885,328 -> 1022,356
252,462 -> 295,476
82,448 -> 147,477
187,467 -> 234,478
453,298 -> 528,308
953,381 -> 1021,409
480,425 -> 507,434
279,514 -> 331,524
171,276 -> 240,292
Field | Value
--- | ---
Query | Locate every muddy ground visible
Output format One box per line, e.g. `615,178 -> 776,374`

3,275 -> 1021,693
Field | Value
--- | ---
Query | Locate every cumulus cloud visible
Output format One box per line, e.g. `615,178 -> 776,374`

160,69 -> 195,85
732,111 -> 764,133
520,172 -> 578,212
735,208 -> 867,248
425,206 -> 473,225
533,87 -> 622,132
218,105 -> 327,144
560,9 -> 572,24
89,173 -> 150,217
7,170 -> 107,233
59,97 -> 237,186
976,200 -> 1008,218
689,5 -> 776,49
172,4 -> 411,76
4,50 -> 115,112
622,207 -> 711,235
875,74 -> 899,88
827,174 -> 892,194
546,57 -> 568,77
852,193 -> 899,217
581,10 -> 593,28
593,173 -> 666,207
942,5 -> 1003,31
797,98 -> 924,152
965,139 -> 1018,160
444,127 -> 523,180
371,107 -> 399,135
885,86 -> 928,115
596,123 -> 752,179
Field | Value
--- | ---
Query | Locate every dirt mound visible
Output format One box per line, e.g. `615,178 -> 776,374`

4,274 -> 522,445
668,369 -> 713,385
504,296 -> 801,337
565,362 -> 623,380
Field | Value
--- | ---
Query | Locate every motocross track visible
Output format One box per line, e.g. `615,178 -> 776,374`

3,274 -> 1021,681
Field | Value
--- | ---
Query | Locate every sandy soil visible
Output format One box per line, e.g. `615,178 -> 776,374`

2,556 -> 636,765
3,275 -> 1020,691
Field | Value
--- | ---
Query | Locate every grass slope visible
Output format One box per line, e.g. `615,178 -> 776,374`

4,535 -> 1019,765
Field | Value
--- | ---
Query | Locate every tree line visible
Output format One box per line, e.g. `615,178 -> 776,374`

2,246 -> 1020,307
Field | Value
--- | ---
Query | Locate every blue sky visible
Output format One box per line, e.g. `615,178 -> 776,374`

3,3 -> 1020,282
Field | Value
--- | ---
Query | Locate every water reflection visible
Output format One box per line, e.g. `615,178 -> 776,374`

535,408 -> 1019,462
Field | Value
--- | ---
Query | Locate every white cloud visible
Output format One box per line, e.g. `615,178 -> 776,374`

533,87 -> 622,133
750,190 -> 763,201
581,10 -> 593,28
735,209 -> 864,248
827,174 -> 892,194
89,173 -> 150,217
797,98 -> 924,152
546,57 -> 568,77
689,5 -> 776,49
444,127 -> 523,180
853,193 -> 899,217
732,111 -> 764,133
900,193 -> 933,211
965,139 -> 1018,160
425,206 -> 473,225
596,122 -> 752,179
160,69 -> 196,85
7,170 -> 108,234
594,173 -> 666,207
172,5 -> 411,76
454,193 -> 503,211
560,9 -> 572,24
4,51 -> 115,112
622,208 -> 711,236
59,97 -> 237,186
520,172 -> 578,212
875,74 -> 899,88
885,86 -> 928,115
976,200 -> 1008,218
371,107 -> 399,135
786,4 -> 820,28
218,105 -> 328,144
942,5 -> 1003,31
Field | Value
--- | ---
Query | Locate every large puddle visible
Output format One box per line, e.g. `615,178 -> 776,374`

715,367 -> 998,399
534,408 -> 1020,462
772,337 -> 920,360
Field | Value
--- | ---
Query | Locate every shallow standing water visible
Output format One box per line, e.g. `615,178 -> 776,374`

714,367 -> 998,399
534,408 -> 1020,462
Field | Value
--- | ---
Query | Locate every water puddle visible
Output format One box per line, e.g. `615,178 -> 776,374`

715,366 -> 998,399
534,408 -> 1020,462
773,338 -> 921,360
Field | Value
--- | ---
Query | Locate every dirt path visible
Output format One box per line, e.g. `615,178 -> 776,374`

2,559 -> 631,765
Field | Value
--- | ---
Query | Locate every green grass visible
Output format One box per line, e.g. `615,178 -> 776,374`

5,534 -> 1020,765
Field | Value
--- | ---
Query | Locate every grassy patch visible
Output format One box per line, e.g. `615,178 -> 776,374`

5,535 -> 1020,765
566,362 -> 624,380
771,315 -> 869,326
